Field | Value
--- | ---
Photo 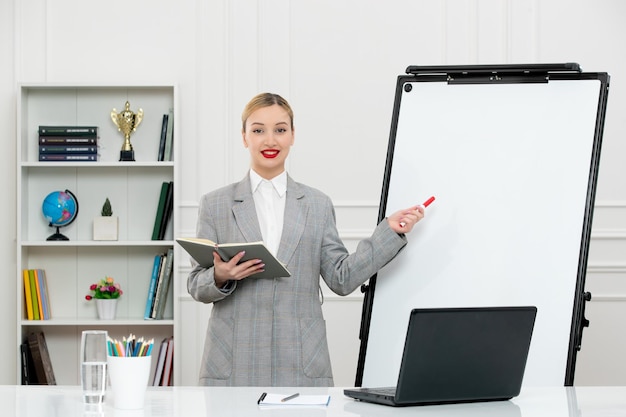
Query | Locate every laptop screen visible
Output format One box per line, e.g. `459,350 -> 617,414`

395,306 -> 537,404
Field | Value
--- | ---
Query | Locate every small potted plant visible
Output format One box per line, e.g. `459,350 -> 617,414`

93,197 -> 118,240
85,276 -> 123,320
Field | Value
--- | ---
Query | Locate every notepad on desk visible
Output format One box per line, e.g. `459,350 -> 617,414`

257,393 -> 331,406
176,237 -> 291,279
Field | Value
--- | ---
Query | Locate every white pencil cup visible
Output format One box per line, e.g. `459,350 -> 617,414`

107,355 -> 152,409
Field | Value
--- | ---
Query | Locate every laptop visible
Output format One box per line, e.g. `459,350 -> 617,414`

344,306 -> 537,407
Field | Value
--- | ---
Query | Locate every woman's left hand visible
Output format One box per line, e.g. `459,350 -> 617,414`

387,205 -> 425,233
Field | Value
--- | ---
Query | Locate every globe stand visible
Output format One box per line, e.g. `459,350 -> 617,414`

47,225 -> 70,241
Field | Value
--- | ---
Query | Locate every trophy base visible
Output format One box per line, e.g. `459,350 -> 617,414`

119,150 -> 135,162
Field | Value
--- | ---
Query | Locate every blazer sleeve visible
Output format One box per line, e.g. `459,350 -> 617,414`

186,193 -> 238,304
319,199 -> 407,296
187,261 -> 237,304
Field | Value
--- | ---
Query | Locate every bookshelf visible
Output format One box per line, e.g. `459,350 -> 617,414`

16,84 -> 179,385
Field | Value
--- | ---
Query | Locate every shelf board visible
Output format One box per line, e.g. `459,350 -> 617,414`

20,240 -> 174,247
19,82 -> 176,89
20,161 -> 174,168
20,319 -> 174,326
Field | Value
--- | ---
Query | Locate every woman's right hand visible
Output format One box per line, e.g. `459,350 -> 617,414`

212,250 -> 265,288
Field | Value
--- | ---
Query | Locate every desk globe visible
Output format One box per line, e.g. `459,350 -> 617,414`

42,190 -> 79,241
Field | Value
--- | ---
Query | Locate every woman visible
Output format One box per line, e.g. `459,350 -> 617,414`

187,93 -> 424,386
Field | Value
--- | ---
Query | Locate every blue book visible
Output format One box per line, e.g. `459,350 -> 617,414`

36,269 -> 51,320
144,255 -> 163,320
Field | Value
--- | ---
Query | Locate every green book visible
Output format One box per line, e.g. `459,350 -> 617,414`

28,270 -> 40,320
158,182 -> 173,240
164,108 -> 174,161
38,126 -> 98,136
176,237 -> 291,279
151,182 -> 169,240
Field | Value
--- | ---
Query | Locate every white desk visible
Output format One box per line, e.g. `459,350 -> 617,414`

2,385 -> 626,416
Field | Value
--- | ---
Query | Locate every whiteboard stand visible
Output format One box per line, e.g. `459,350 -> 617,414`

355,63 -> 609,388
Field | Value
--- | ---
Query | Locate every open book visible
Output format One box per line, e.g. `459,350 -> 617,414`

176,237 -> 291,279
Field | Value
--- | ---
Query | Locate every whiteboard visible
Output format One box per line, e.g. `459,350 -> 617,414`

359,70 -> 608,388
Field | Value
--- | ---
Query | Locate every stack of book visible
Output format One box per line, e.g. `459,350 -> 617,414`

152,181 -> 174,240
38,125 -> 99,162
22,269 -> 51,320
144,248 -> 174,320
157,109 -> 174,161
21,331 -> 56,385
152,336 -> 174,386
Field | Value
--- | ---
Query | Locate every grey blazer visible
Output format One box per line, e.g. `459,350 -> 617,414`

187,174 -> 407,386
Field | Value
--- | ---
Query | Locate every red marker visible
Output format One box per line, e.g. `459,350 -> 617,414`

400,196 -> 436,227
422,196 -> 436,208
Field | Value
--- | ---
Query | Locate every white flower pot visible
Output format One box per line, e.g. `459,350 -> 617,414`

93,216 -> 119,241
96,298 -> 118,320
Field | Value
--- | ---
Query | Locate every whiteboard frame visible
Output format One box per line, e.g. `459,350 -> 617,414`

355,64 -> 610,387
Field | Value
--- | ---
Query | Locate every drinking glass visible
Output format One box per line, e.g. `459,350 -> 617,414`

80,330 -> 108,404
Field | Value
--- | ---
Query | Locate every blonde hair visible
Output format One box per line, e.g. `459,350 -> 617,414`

241,93 -> 294,132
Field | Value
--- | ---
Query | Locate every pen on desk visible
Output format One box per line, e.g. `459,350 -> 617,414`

257,392 -> 267,405
281,393 -> 300,402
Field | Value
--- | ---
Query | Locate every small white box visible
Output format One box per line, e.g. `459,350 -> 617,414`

93,216 -> 119,241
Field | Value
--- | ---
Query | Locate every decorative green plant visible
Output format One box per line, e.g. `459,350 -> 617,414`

101,198 -> 113,216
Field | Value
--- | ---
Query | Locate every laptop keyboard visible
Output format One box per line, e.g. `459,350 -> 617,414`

363,387 -> 396,395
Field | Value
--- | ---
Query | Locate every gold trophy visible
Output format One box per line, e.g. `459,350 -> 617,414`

111,101 -> 143,161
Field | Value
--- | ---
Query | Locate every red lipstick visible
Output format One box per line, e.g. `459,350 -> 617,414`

261,150 -> 279,159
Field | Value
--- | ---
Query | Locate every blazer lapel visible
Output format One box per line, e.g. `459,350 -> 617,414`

231,175 -> 263,243
277,175 -> 307,266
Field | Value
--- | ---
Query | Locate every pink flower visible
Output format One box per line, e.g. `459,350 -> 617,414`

85,276 -> 123,300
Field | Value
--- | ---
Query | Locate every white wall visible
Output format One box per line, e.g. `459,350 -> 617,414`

1,0 -> 626,386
